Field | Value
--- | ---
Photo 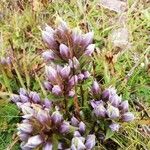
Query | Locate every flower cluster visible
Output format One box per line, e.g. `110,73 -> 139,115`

10,19 -> 135,150
91,81 -> 135,131
44,64 -> 90,97
70,116 -> 96,150
11,88 -> 72,149
42,20 -> 95,66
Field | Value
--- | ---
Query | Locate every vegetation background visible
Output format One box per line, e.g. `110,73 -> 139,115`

0,0 -> 149,149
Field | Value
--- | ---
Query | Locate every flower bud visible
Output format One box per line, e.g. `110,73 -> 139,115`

85,134 -> 96,150
79,121 -> 86,133
107,105 -> 120,119
42,51 -> 56,61
83,71 -> 90,79
102,87 -> 116,101
17,131 -> 29,141
68,90 -> 75,97
91,81 -> 101,95
60,65 -> 71,79
45,66 -> 57,82
83,32 -> 94,46
51,110 -> 63,124
29,91 -> 40,103
122,112 -> 135,122
109,123 -> 120,132
36,109 -> 50,123
42,30 -> 57,49
85,44 -> 95,56
19,88 -> 27,95
17,122 -> 33,133
20,105 -> 34,118
69,57 -> 80,69
59,121 -> 70,134
24,135 -> 43,148
11,95 -> 20,103
68,75 -> 78,87
52,85 -> 62,95
78,73 -> 84,81
71,137 -> 86,150
43,98 -> 52,108
43,142 -> 53,150
20,94 -> 29,103
119,100 -> 129,112
72,29 -> 82,44
109,94 -> 121,107
60,44 -> 70,59
74,131 -> 81,137
90,100 -> 103,109
43,81 -> 53,91
94,103 -> 107,117
71,116 -> 79,127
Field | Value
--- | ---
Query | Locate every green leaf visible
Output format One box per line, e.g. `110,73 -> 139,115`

105,128 -> 115,140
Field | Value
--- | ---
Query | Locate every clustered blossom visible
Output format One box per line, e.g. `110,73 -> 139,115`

91,81 -> 135,131
42,20 -> 95,65
44,64 -> 90,97
10,19 -> 136,150
11,88 -> 52,109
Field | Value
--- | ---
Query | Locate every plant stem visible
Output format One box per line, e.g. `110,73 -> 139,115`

80,84 -> 84,107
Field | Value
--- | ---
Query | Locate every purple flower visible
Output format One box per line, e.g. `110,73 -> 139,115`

68,90 -> 75,97
69,57 -> 80,69
52,85 -> 62,95
43,98 -> 52,108
45,66 -> 57,82
71,116 -> 79,127
109,123 -> 120,132
23,135 -> 43,149
85,134 -> 96,150
11,95 -> 20,103
79,121 -> 86,133
17,131 -> 29,141
119,100 -> 129,112
42,51 -> 56,61
94,103 -> 107,117
20,94 -> 29,103
42,27 -> 57,49
102,87 -> 116,101
20,104 -> 34,119
68,75 -> 78,87
78,73 -> 85,81
60,43 -> 70,59
109,94 -> 121,107
84,44 -> 95,56
51,110 -> 63,124
83,71 -> 90,79
43,81 -> 53,91
91,81 -> 101,95
17,122 -> 33,133
60,65 -> 71,79
59,121 -> 70,134
71,137 -> 86,150
29,91 -> 40,103
74,131 -> 81,137
36,109 -> 50,123
43,142 -> 53,150
107,105 -> 120,119
90,100 -> 103,109
19,88 -> 27,96
83,32 -> 94,46
122,112 -> 135,122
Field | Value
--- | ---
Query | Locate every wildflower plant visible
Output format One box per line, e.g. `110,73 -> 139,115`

11,19 -> 135,150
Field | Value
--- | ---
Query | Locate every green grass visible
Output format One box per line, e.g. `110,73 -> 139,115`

0,0 -> 150,149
